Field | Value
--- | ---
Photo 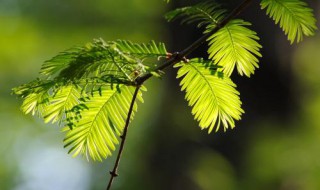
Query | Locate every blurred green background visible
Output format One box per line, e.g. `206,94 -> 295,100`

1,0 -> 319,189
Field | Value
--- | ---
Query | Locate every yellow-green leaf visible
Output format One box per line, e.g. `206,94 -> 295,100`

207,19 -> 262,77
63,85 -> 144,161
261,0 -> 317,43
175,58 -> 244,133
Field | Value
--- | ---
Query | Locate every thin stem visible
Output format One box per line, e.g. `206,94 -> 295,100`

136,0 -> 253,85
106,86 -> 141,190
106,0 -> 253,189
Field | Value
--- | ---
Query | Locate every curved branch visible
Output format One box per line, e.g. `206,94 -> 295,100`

106,86 -> 141,190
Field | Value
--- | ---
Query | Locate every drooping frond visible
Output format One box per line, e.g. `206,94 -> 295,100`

13,79 -> 54,116
21,91 -> 49,117
261,0 -> 317,43
13,38 -> 157,161
43,85 -> 81,124
165,2 -> 226,31
63,85 -> 145,161
175,58 -> 243,133
207,19 -> 262,77
13,74 -> 147,161
13,79 -> 81,124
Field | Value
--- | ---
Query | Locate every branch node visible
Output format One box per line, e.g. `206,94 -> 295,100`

109,171 -> 118,177
172,52 -> 180,59
166,52 -> 173,59
182,57 -> 189,63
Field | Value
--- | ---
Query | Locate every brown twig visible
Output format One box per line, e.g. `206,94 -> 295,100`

106,86 -> 141,190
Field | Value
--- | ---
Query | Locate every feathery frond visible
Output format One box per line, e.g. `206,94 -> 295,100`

40,47 -> 83,77
175,58 -> 243,133
261,0 -> 317,43
41,38 -> 168,83
207,19 -> 262,77
165,3 -> 262,77
165,2 -> 226,31
13,79 -> 81,123
21,91 -> 49,117
41,39 -> 134,82
43,85 -> 81,124
13,77 -> 146,161
115,40 -> 167,59
15,38 -> 165,123
63,85 -> 145,161
13,79 -> 54,116
13,38 -> 158,160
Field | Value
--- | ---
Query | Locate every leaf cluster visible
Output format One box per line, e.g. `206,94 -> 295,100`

13,39 -> 166,161
165,2 -> 262,77
13,0 -> 317,161
166,0 -> 317,76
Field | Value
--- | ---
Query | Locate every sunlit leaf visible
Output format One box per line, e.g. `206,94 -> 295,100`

63,85 -> 145,161
44,85 -> 81,124
175,58 -> 243,132
21,91 -> 49,117
207,19 -> 262,77
165,3 -> 262,77
261,0 -> 317,43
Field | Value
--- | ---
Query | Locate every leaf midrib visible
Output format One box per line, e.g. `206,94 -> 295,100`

188,63 -> 219,108
83,86 -> 124,146
62,86 -> 76,113
273,0 -> 300,25
225,24 -> 241,67
195,7 -> 219,25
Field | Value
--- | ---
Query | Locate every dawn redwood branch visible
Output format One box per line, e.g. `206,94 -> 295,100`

136,0 -> 253,85
107,0 -> 253,189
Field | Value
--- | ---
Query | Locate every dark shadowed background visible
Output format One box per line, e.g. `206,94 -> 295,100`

1,0 -> 320,189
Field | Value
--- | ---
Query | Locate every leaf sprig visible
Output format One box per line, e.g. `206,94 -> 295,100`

63,85 -> 145,161
207,19 -> 262,77
166,2 -> 262,77
165,2 -> 227,32
41,39 -> 167,83
13,39 -> 166,160
175,58 -> 243,132
261,0 -> 317,43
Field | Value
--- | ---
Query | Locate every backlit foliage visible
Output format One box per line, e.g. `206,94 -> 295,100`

13,0 -> 317,161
